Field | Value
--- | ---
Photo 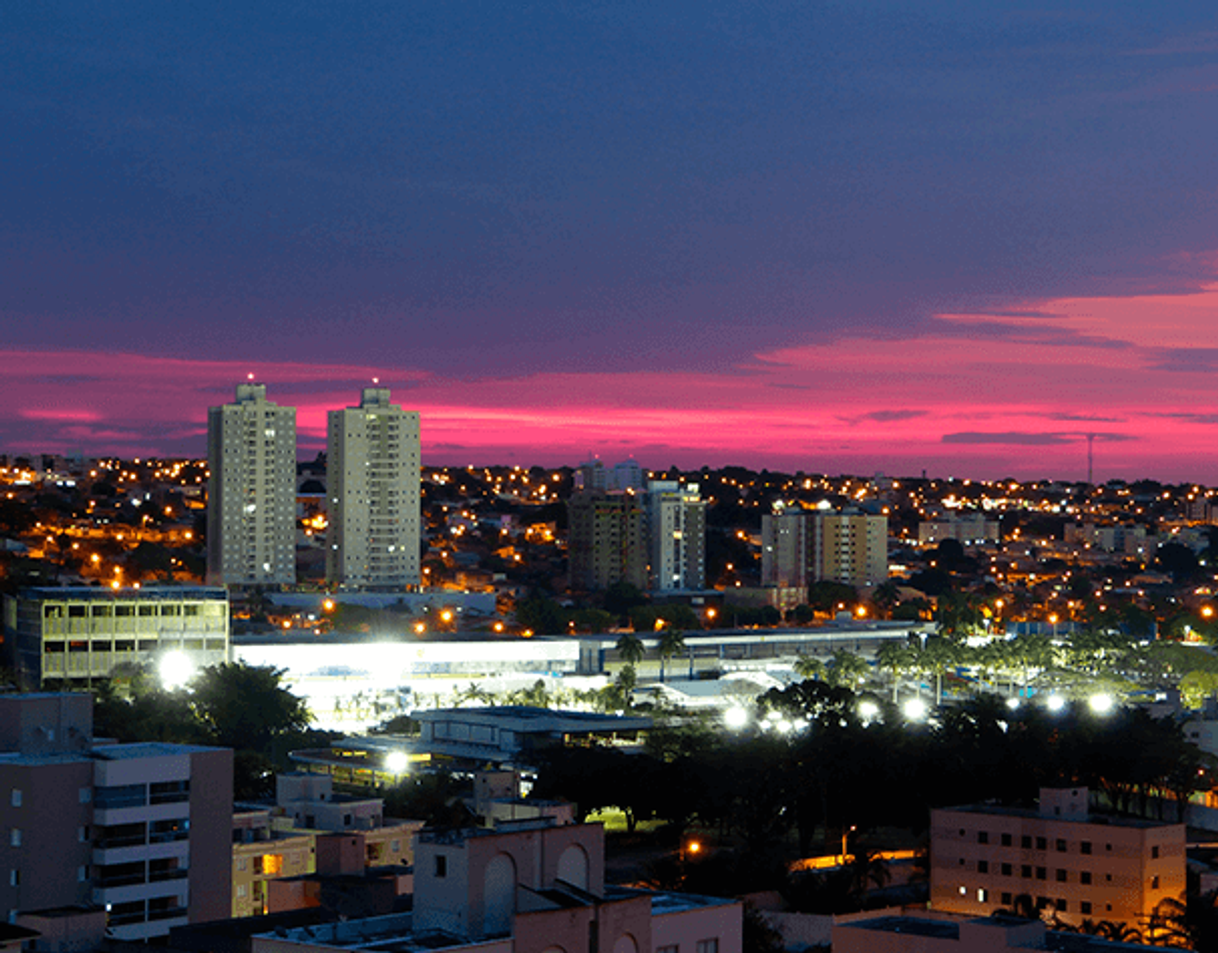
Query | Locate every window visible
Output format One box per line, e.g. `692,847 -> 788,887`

697,940 -> 719,953
1106,843 -> 1112,852
1152,846 -> 1160,859
1081,901 -> 1092,915
1056,839 -> 1067,852
658,947 -> 679,953
8,830 -> 19,848
1021,865 -> 1032,878
1021,836 -> 1032,849
1001,892 -> 1013,906
1001,863 -> 1012,876
1056,869 -> 1067,883
77,866 -> 88,883
1152,876 -> 1160,889
8,870 -> 18,887
79,788 -> 91,804
78,826 -> 89,843
1056,899 -> 1068,912
978,861 -> 988,874
237,885 -> 248,898
9,791 -> 20,809
1036,867 -> 1046,880
1081,871 -> 1092,885
958,886 -> 967,896
1081,841 -> 1092,855
435,854 -> 447,878
977,831 -> 989,845
977,889 -> 988,903
1001,833 -> 1012,847
1036,837 -> 1047,850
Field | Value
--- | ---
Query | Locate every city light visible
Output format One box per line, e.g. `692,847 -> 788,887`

724,706 -> 748,730
903,698 -> 928,721
159,651 -> 195,691
385,751 -> 409,774
1046,694 -> 1066,713
1088,693 -> 1114,715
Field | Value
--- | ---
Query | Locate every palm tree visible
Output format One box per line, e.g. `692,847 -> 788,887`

656,629 -> 686,683
616,633 -> 645,667
794,653 -> 826,681
916,636 -> 959,706
825,649 -> 869,689
875,641 -> 910,701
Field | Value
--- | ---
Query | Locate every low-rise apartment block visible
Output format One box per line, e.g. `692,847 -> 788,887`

930,786 -> 1184,931
252,819 -> 741,953
0,693 -> 232,940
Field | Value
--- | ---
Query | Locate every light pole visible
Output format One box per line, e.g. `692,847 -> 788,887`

841,825 -> 856,865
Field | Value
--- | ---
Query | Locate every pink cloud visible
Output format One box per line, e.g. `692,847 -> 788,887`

5,278 -> 1218,481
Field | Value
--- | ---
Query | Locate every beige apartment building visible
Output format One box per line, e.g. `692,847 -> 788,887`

326,387 -> 421,588
930,786 -> 1184,930
567,490 -> 647,591
207,382 -> 297,586
810,509 -> 888,589
231,773 -> 422,917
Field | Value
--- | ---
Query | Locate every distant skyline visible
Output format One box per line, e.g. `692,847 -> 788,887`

4,4 -> 1218,481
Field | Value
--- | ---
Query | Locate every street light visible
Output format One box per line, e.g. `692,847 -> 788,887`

724,706 -> 748,730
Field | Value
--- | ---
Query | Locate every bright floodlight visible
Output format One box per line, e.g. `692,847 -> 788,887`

903,697 -> 928,721
1046,694 -> 1066,712
859,700 -> 880,721
386,751 -> 409,774
159,651 -> 195,691
724,706 -> 748,730
1088,693 -> 1114,715
1006,697 -> 1021,710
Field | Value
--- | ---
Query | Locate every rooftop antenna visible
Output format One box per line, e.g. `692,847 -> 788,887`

1086,434 -> 1095,486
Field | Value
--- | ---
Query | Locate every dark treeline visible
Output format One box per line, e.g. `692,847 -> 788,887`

533,682 -> 1209,883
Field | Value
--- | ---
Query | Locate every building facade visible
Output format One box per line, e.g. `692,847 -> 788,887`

2,586 -> 229,688
252,820 -> 741,953
810,509 -> 887,589
326,388 -> 421,588
207,383 -> 297,586
646,481 -> 706,592
930,787 -> 1184,931
567,491 -> 647,591
0,694 -> 232,940
761,505 -> 810,589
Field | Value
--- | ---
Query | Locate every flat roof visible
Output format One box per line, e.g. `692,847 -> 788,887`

93,741 -> 219,759
417,705 -> 651,731
837,916 -> 959,939
940,802 -> 1180,830
17,585 -> 228,602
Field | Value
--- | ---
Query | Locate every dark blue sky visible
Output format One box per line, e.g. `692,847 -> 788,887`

4,2 -> 1218,478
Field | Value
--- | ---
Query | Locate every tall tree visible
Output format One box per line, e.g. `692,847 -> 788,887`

657,629 -> 687,683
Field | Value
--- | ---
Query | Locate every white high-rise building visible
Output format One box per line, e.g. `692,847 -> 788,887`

326,387 -> 421,588
206,383 -> 297,586
646,480 -> 706,591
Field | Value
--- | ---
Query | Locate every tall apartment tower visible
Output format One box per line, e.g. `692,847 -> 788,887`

761,504 -> 810,589
567,491 -> 647,591
645,481 -> 707,592
326,388 -> 421,588
809,508 -> 888,589
206,383 -> 297,586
